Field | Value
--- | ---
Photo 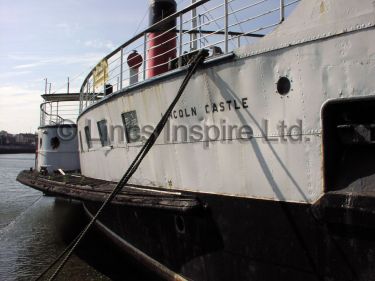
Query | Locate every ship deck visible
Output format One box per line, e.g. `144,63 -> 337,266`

17,170 -> 201,213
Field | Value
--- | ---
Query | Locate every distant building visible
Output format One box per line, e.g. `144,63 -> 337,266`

0,131 -> 6,145
0,131 -> 14,145
15,133 -> 36,145
0,131 -> 36,146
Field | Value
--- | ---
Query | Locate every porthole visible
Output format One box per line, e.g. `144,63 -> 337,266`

175,215 -> 185,234
277,76 -> 291,96
50,137 -> 60,149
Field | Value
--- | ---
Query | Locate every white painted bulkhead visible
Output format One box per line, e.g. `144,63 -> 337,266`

77,0 -> 375,204
37,125 -> 80,173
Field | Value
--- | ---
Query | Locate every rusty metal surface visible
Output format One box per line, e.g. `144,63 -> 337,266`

82,204 -> 189,281
16,170 -> 201,213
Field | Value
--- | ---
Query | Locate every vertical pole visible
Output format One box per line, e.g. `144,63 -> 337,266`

67,77 -> 70,94
280,0 -> 285,22
49,102 -> 52,125
178,13 -> 183,67
237,36 -> 241,48
120,48 -> 123,89
198,14 -> 202,49
48,83 -> 51,94
42,104 -> 45,126
40,104 -> 43,126
224,0 -> 229,53
143,33 -> 147,80
44,78 -> 48,95
129,68 -> 139,85
79,90 -> 82,113
56,101 -> 59,123
86,83 -> 89,108
191,0 -> 197,51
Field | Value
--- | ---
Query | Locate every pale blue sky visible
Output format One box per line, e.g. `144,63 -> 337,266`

0,0 -> 149,133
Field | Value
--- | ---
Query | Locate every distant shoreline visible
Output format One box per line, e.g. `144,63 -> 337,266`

0,145 -> 36,154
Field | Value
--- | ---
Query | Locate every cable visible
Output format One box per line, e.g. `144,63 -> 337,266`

37,49 -> 208,281
34,229 -> 84,281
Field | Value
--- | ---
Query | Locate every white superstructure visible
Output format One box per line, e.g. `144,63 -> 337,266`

36,94 -> 81,173
76,0 -> 375,204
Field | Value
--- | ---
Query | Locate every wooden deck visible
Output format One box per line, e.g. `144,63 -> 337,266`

17,170 -> 202,213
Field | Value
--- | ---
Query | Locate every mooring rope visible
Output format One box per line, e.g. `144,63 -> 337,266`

35,49 -> 208,281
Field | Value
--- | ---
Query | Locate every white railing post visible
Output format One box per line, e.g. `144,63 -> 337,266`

224,0 -> 229,53
120,47 -> 123,90
178,13 -> 183,67
40,105 -> 43,126
49,101 -> 52,121
44,78 -> 47,95
191,0 -> 198,51
280,0 -> 285,22
85,83 -> 89,108
79,91 -> 82,113
56,101 -> 59,124
143,33 -> 147,80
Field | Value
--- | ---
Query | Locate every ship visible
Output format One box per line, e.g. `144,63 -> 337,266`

17,0 -> 375,280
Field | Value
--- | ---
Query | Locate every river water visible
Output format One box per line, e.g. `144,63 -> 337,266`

0,154 -> 158,281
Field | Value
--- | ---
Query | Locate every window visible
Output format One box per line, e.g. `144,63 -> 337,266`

84,126 -> 92,149
79,131 -> 84,152
50,137 -> 60,149
121,111 -> 140,143
97,120 -> 110,146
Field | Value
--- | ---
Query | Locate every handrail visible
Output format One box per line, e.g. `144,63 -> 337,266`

79,0 -> 301,113
40,102 -> 64,126
40,101 -> 79,126
79,0 -> 210,94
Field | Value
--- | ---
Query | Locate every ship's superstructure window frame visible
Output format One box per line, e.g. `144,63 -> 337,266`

84,126 -> 92,149
79,131 -> 84,152
97,119 -> 110,147
121,111 -> 140,143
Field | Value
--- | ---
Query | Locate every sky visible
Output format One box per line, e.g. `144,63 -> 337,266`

0,0 -> 149,134
0,0 -> 294,134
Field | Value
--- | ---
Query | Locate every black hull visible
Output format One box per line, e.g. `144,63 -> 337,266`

84,192 -> 375,281
17,171 -> 375,280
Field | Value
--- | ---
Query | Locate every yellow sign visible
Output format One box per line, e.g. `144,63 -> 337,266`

93,59 -> 108,90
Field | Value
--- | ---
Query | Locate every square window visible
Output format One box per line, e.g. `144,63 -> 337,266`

84,126 -> 92,149
97,120 -> 110,146
121,111 -> 140,143
79,131 -> 84,152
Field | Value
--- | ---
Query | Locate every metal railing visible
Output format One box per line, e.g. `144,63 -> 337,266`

79,0 -> 300,113
40,101 -> 80,126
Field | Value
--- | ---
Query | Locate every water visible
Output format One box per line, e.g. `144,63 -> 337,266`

0,154 -> 158,281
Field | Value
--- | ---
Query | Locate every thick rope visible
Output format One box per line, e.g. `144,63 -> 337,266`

37,49 -> 208,281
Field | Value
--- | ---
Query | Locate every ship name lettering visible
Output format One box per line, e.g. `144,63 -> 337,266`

169,107 -> 197,119
205,97 -> 248,114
